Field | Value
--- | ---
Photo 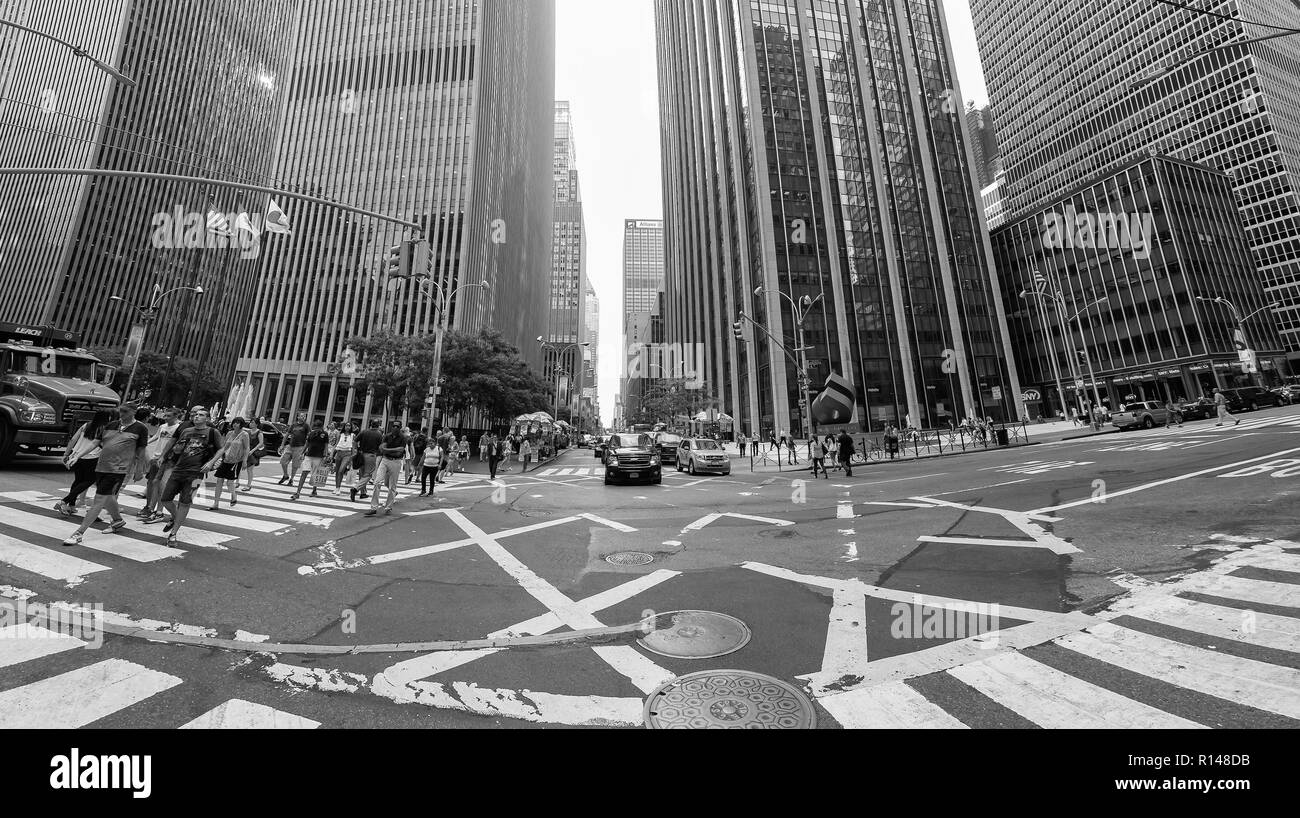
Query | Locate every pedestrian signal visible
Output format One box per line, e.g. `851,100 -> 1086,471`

732,320 -> 744,340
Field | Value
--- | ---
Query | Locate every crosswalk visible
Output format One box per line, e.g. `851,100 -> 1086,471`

1118,412 -> 1300,439
0,474 -> 445,586
535,466 -> 600,477
819,540 -> 1300,728
0,623 -> 319,728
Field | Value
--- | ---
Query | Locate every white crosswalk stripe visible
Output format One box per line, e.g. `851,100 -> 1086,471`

0,626 -> 321,728
821,547 -> 1300,728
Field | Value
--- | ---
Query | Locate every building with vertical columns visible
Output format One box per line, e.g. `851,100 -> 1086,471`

0,0 -> 298,392
546,100 -> 588,422
654,0 -> 1022,438
620,218 -> 664,424
972,0 -> 1300,367
233,0 -> 555,424
994,153 -> 1287,416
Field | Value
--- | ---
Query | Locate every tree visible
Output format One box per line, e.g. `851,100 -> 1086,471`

637,379 -> 718,425
88,347 -> 224,407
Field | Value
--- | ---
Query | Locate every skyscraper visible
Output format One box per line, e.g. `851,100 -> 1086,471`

583,281 -> 599,414
654,0 -> 1023,436
0,0 -> 298,392
234,0 -> 555,423
621,218 -> 663,421
972,0 -> 1300,365
547,100 -> 587,419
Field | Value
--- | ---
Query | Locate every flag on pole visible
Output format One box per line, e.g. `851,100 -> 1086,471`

205,208 -> 232,237
265,198 -> 291,235
234,210 -> 259,239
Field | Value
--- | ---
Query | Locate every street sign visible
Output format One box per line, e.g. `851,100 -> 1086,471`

122,323 -> 146,371
1239,349 -> 1258,373
1074,379 -> 1085,389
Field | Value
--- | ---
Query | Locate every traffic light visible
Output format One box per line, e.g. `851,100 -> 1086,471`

385,243 -> 410,279
732,320 -> 744,340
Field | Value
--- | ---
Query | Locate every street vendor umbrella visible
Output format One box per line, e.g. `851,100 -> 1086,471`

811,372 -> 855,424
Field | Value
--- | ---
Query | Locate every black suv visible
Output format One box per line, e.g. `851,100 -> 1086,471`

1218,387 -> 1280,412
603,433 -> 662,485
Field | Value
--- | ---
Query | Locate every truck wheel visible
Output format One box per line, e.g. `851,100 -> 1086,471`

0,419 -> 18,466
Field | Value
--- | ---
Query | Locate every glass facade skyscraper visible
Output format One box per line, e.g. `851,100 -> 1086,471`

233,0 -> 555,423
654,0 -> 1022,436
972,0 -> 1300,365
0,0 -> 297,390
548,100 -> 587,418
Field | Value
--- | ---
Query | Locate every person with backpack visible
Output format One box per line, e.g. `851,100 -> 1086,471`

150,407 -> 224,544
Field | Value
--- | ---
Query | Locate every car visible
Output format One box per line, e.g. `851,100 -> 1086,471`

577,434 -> 594,448
1111,401 -> 1170,430
1176,398 -> 1215,421
1217,387 -> 1280,412
652,431 -> 682,460
603,432 -> 662,485
676,438 -> 731,475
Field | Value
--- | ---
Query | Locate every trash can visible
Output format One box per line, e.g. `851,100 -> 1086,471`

995,427 -> 1010,447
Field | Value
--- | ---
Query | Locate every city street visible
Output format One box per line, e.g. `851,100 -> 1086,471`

1,406 -> 1298,729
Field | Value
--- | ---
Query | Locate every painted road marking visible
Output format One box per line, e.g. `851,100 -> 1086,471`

0,623 -> 86,668
946,651 -> 1203,729
681,512 -> 794,531
820,680 -> 970,729
0,504 -> 184,563
181,699 -> 320,729
981,459 -> 1094,475
0,531 -> 109,585
1216,458 -> 1300,478
926,479 -> 1030,496
1031,446 -> 1300,514
2,492 -> 233,549
1119,595 -> 1300,654
820,588 -> 868,680
836,502 -> 856,519
0,658 -> 182,728
1056,623 -> 1300,720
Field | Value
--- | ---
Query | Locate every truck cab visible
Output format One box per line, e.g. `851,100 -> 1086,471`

0,322 -> 119,465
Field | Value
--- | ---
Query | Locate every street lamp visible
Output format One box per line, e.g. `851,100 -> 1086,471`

538,338 -> 590,430
0,17 -> 137,86
1196,295 -> 1280,387
1020,271 -> 1108,415
753,284 -> 822,442
108,283 -> 204,400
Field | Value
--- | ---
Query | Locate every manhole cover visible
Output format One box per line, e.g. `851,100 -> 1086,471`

605,551 -> 654,566
644,670 -> 816,729
637,610 -> 751,659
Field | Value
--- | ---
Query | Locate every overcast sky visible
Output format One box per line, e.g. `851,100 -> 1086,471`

556,0 -> 989,426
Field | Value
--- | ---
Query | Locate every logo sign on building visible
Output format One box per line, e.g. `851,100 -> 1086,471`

1021,389 -> 1041,402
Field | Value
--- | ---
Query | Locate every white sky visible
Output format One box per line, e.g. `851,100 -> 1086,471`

556,0 -> 989,426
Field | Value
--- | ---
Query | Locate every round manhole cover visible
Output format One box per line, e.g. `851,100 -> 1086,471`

644,670 -> 816,729
604,551 -> 654,566
637,610 -> 751,659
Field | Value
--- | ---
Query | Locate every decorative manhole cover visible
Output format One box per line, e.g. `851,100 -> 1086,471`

604,551 -> 654,566
644,670 -> 816,729
637,610 -> 751,659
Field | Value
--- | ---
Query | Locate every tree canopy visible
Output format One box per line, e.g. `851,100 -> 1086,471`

89,348 -> 224,407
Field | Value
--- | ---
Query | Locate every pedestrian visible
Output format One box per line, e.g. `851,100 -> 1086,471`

486,433 -> 504,480
436,427 -> 453,483
278,412 -> 309,484
62,403 -> 149,547
768,430 -> 778,452
836,430 -> 855,477
809,436 -> 827,478
500,436 -> 514,473
419,438 -> 443,496
457,435 -> 470,471
241,416 -> 264,492
365,421 -> 407,516
150,408 -> 223,544
332,422 -> 357,495
823,433 -> 838,472
783,431 -> 798,465
408,427 -> 429,486
1163,399 -> 1183,429
290,418 -> 330,500
140,407 -> 181,519
55,410 -> 111,517
885,424 -> 900,460
519,437 -> 534,472
209,417 -> 249,509
355,419 -> 384,500
1213,388 -> 1240,427
479,434 -> 488,463
737,433 -> 747,457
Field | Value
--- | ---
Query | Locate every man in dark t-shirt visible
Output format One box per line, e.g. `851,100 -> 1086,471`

63,403 -> 149,547
279,412 -> 310,484
154,408 -> 223,543
366,421 -> 408,515
355,420 -> 384,499
290,419 -> 331,499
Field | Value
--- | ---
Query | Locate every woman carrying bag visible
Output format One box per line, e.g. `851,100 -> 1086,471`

210,417 -> 250,509
241,418 -> 263,492
332,422 -> 357,495
55,410 -> 112,516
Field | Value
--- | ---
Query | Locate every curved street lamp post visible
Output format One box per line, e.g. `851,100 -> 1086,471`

1196,295 -> 1281,387
749,285 -> 822,441
538,338 -> 589,435
108,283 -> 204,401
1020,272 -> 1109,415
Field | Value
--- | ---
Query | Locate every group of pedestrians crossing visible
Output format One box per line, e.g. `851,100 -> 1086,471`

52,405 -> 522,548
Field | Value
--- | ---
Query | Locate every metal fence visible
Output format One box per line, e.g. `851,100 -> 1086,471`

747,421 -> 1031,471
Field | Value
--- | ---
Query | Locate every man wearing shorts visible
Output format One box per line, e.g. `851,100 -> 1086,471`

365,421 -> 407,516
278,412 -> 310,483
290,418 -> 330,500
141,408 -> 180,522
63,403 -> 149,547
154,408 -> 224,543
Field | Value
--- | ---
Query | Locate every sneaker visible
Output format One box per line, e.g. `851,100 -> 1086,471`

383,507 -> 392,515
289,493 -> 299,500
333,488 -> 341,496
105,519 -> 127,534
62,533 -> 83,547
143,512 -> 168,525
164,519 -> 176,533
364,509 -> 377,517
54,501 -> 72,517
310,489 -> 318,498
166,533 -> 178,544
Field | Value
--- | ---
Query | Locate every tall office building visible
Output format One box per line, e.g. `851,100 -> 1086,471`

621,218 -> 663,422
0,0 -> 297,390
965,102 -> 1000,189
994,154 -> 1287,416
654,0 -> 1023,436
234,0 -> 555,423
547,100 -> 587,419
583,282 -> 599,413
972,0 -> 1300,364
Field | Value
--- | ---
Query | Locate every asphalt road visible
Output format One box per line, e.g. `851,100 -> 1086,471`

2,406 -> 1298,728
